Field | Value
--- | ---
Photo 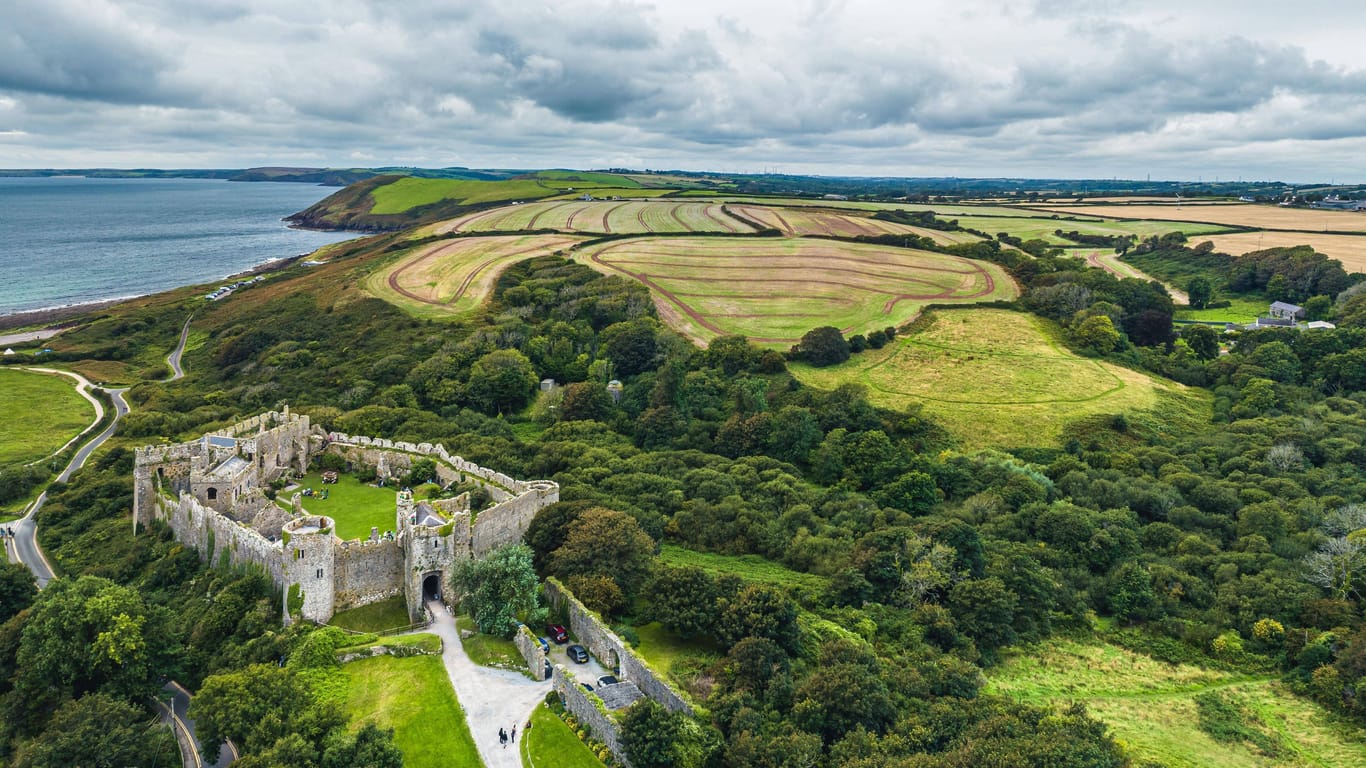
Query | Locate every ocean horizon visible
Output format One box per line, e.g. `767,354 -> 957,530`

0,177 -> 356,317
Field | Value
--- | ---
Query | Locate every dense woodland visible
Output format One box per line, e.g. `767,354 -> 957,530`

4,219 -> 1366,766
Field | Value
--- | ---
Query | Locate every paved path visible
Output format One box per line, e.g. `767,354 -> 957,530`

424,599 -> 550,767
0,328 -> 62,347
19,367 -> 103,466
165,315 -> 192,381
161,681 -> 237,767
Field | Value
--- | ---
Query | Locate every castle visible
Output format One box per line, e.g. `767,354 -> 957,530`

133,409 -> 558,624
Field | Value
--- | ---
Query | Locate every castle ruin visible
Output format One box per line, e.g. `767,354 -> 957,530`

133,409 -> 558,624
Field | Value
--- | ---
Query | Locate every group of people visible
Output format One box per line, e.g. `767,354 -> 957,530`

0,526 -> 14,538
499,721 -> 528,749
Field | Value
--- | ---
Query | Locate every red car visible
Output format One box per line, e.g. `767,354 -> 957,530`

548,624 -> 569,644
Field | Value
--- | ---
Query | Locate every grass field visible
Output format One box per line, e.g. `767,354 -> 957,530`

576,236 -> 1017,345
1037,203 -> 1366,234
521,702 -> 607,768
368,234 -> 583,318
454,617 -> 527,673
432,199 -> 754,235
630,621 -> 722,683
329,596 -> 412,633
1176,295 -> 1269,324
952,214 -> 1231,244
986,638 -> 1366,768
1070,249 -> 1191,304
1196,231 -> 1366,271
368,177 -> 560,214
294,471 -> 397,541
790,309 -> 1209,449
658,544 -> 830,592
340,655 -> 480,768
0,368 -> 96,465
726,204 -> 981,244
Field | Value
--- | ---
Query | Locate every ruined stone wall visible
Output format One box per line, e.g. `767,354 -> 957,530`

333,540 -> 405,612
154,493 -> 285,585
552,665 -> 630,767
546,578 -> 693,715
516,625 -> 548,681
324,432 -> 547,500
471,481 -> 559,557
283,517 -> 337,623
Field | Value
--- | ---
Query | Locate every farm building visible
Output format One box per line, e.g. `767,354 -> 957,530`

1268,301 -> 1305,320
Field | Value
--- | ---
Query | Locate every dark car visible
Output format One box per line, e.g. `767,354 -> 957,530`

537,636 -> 550,653
543,659 -> 553,678
579,682 -> 594,692
568,644 -> 589,663
548,624 -> 569,644
596,675 -> 619,688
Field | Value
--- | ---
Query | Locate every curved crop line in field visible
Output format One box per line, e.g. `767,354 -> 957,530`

613,260 -> 954,290
526,201 -> 575,230
597,249 -> 982,275
387,240 -> 565,307
440,206 -> 507,233
731,205 -> 795,235
669,291 -> 859,306
600,202 -> 630,233
634,205 -> 653,232
564,203 -> 590,231
703,205 -> 743,233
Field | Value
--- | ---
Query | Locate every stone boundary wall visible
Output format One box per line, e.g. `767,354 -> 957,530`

516,625 -> 548,681
333,540 -> 404,611
156,493 -> 284,584
338,642 -> 442,664
545,578 -> 693,715
552,664 -> 630,768
209,409 -> 306,439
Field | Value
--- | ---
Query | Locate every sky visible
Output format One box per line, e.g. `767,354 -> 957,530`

2,0 -> 1366,181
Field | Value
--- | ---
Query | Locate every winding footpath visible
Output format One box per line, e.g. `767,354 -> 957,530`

424,599 -> 551,768
165,315 -> 192,381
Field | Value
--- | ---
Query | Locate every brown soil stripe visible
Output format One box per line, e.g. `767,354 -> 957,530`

604,260 -> 954,288
598,250 -> 980,274
668,203 -> 691,232
440,207 -> 506,233
600,202 -> 630,233
703,205 -> 741,233
527,201 -> 575,230
388,239 -> 571,307
636,205 -> 652,232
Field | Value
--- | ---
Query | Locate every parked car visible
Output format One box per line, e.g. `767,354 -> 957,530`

579,682 -> 594,692
568,644 -> 589,663
543,659 -> 552,678
537,636 -> 550,653
596,675 -> 619,687
548,624 -> 569,644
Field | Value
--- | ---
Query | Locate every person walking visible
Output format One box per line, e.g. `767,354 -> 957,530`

499,727 -> 507,748
511,724 -> 518,743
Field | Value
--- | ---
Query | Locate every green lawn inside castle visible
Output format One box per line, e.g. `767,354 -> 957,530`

290,470 -> 418,542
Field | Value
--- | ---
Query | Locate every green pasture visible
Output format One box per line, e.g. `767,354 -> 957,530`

577,236 -> 1016,345
658,544 -> 829,592
442,199 -> 750,235
294,471 -> 398,541
368,177 -> 558,214
986,638 -> 1366,768
790,309 -> 1209,449
629,621 -> 722,685
330,596 -> 412,633
1177,295 -> 1268,324
0,368 -> 96,465
339,654 -> 480,768
532,169 -> 643,188
521,702 -> 608,768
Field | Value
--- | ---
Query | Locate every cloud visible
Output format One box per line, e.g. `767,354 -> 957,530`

0,0 -> 1363,181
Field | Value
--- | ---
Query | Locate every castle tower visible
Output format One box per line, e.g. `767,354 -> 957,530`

282,515 -> 337,623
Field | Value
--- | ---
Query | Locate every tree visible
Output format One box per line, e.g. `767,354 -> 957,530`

946,577 -> 1017,653
1305,536 -> 1366,601
191,664 -> 318,760
621,700 -> 684,768
1182,324 -> 1220,360
558,381 -> 613,422
795,327 -> 849,367
600,319 -> 659,377
1187,276 -> 1214,309
642,566 -> 718,638
0,560 -> 36,624
14,694 -> 175,768
451,544 -> 541,637
1124,309 -> 1175,347
1071,315 -> 1121,355
467,349 -> 538,414
547,507 -> 656,596
320,723 -> 403,768
715,584 -> 799,654
872,471 -> 941,515
524,500 -> 593,573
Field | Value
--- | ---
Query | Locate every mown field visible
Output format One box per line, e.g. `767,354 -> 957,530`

576,236 -> 1016,345
952,214 -> 1231,243
986,638 -> 1366,768
790,309 -> 1208,448
1196,231 -> 1366,271
368,177 -> 561,214
336,655 -> 480,768
430,199 -> 753,235
0,368 -> 96,465
724,203 -> 982,244
1037,203 -> 1366,233
293,471 -> 398,541
368,234 -> 583,317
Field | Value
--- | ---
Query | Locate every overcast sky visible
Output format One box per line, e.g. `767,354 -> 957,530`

3,0 -> 1365,181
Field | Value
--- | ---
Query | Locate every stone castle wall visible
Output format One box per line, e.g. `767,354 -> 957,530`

552,664 -> 630,768
333,539 -> 405,612
546,578 -> 693,716
155,492 -> 285,586
516,625 -> 548,681
283,516 -> 336,623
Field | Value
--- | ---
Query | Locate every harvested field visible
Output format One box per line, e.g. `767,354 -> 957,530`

1194,231 -> 1366,271
1037,203 -> 1366,233
1070,249 -> 1190,304
726,204 -> 981,245
953,215 -> 1230,244
368,234 -> 582,317
431,200 -> 753,235
575,236 -> 1016,345
790,309 -> 1207,448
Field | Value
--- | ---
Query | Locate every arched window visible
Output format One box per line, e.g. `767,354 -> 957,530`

206,487 -> 218,500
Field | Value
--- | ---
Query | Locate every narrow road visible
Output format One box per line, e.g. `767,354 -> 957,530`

423,600 -> 551,768
165,315 -> 193,381
21,367 -> 103,466
163,681 -> 238,768
8,378 -> 127,588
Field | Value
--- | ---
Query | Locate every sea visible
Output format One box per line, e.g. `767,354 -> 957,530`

0,176 -> 357,317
